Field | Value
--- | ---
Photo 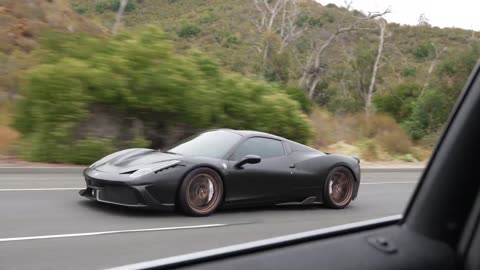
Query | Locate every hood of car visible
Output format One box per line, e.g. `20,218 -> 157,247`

92,148 -> 183,174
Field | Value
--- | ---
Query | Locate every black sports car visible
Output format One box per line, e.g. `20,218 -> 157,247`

79,129 -> 361,216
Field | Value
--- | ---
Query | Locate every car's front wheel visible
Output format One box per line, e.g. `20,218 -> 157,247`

177,167 -> 224,216
323,166 -> 354,209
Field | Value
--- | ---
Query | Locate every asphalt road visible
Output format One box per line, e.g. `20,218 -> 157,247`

0,168 -> 421,270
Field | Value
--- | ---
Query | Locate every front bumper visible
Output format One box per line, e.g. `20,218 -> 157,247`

79,168 -> 180,210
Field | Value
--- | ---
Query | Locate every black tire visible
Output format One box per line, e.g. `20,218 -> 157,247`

177,167 -> 224,216
323,166 -> 354,209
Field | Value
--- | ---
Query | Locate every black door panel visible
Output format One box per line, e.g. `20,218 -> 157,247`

225,156 -> 294,203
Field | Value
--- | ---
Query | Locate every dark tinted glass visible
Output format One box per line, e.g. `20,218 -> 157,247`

231,137 -> 285,160
168,130 -> 242,159
290,141 -> 318,152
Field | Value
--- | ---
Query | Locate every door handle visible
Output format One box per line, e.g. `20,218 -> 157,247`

289,164 -> 296,168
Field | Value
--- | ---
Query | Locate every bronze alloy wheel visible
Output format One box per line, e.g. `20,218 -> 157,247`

178,168 -> 223,216
323,167 -> 354,209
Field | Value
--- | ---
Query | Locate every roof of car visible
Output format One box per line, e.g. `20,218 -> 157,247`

219,129 -> 285,140
217,129 -> 321,153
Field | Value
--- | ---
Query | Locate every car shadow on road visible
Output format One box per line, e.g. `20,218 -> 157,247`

77,199 -> 337,218
77,200 -> 178,217
218,203 -> 353,215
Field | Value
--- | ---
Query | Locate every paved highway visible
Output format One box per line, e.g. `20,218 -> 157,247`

0,168 -> 421,270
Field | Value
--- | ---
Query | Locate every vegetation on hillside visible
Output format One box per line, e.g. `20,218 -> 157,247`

13,28 -> 311,164
0,0 -> 107,157
71,0 -> 479,143
2,0 -> 480,163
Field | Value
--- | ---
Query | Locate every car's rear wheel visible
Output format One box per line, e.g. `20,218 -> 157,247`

323,166 -> 354,209
178,168 -> 223,216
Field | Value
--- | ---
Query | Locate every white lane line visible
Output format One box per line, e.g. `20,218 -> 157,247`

0,224 -> 227,243
0,188 -> 83,191
362,181 -> 416,185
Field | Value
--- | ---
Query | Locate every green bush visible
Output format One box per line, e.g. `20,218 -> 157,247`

374,82 -> 421,122
215,32 -> 240,48
323,88 -> 363,115
177,24 -> 201,38
263,51 -> 291,83
199,12 -> 216,24
295,15 -> 324,28
284,86 -> 312,114
412,42 -> 435,61
68,138 -> 116,165
95,2 -> 110,13
403,67 -> 416,77
111,0 -> 136,12
73,7 -> 87,14
95,0 -> 136,14
14,28 -> 312,164
436,44 -> 480,97
402,90 -> 450,140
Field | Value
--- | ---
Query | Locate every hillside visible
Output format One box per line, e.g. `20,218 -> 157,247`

1,0 -> 479,163
71,0 -> 479,84
70,0 -> 480,150
0,0 -> 106,153
0,0 -> 106,97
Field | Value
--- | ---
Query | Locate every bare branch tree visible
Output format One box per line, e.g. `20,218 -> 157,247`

421,44 -> 447,96
365,19 -> 386,114
112,0 -> 129,35
252,0 -> 305,66
300,7 -> 391,100
381,55 -> 402,83
254,0 -> 286,64
278,0 -> 306,54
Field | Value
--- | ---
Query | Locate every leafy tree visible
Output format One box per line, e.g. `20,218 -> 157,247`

417,13 -> 430,26
351,41 -> 375,105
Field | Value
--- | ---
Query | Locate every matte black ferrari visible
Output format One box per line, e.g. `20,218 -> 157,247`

80,129 -> 361,216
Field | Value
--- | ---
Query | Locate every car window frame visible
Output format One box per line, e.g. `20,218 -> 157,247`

227,136 -> 286,161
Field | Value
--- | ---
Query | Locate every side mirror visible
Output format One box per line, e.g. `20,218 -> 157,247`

235,155 -> 261,168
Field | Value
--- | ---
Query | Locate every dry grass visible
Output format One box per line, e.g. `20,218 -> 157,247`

0,126 -> 18,153
0,104 -> 18,154
326,141 -> 361,157
310,107 -> 427,162
310,108 -> 337,147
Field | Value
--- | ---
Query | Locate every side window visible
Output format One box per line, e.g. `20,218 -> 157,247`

231,137 -> 285,160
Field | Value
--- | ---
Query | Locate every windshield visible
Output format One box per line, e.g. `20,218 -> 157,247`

167,130 -> 242,159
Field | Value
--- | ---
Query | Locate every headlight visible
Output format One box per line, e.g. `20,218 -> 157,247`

129,160 -> 180,179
